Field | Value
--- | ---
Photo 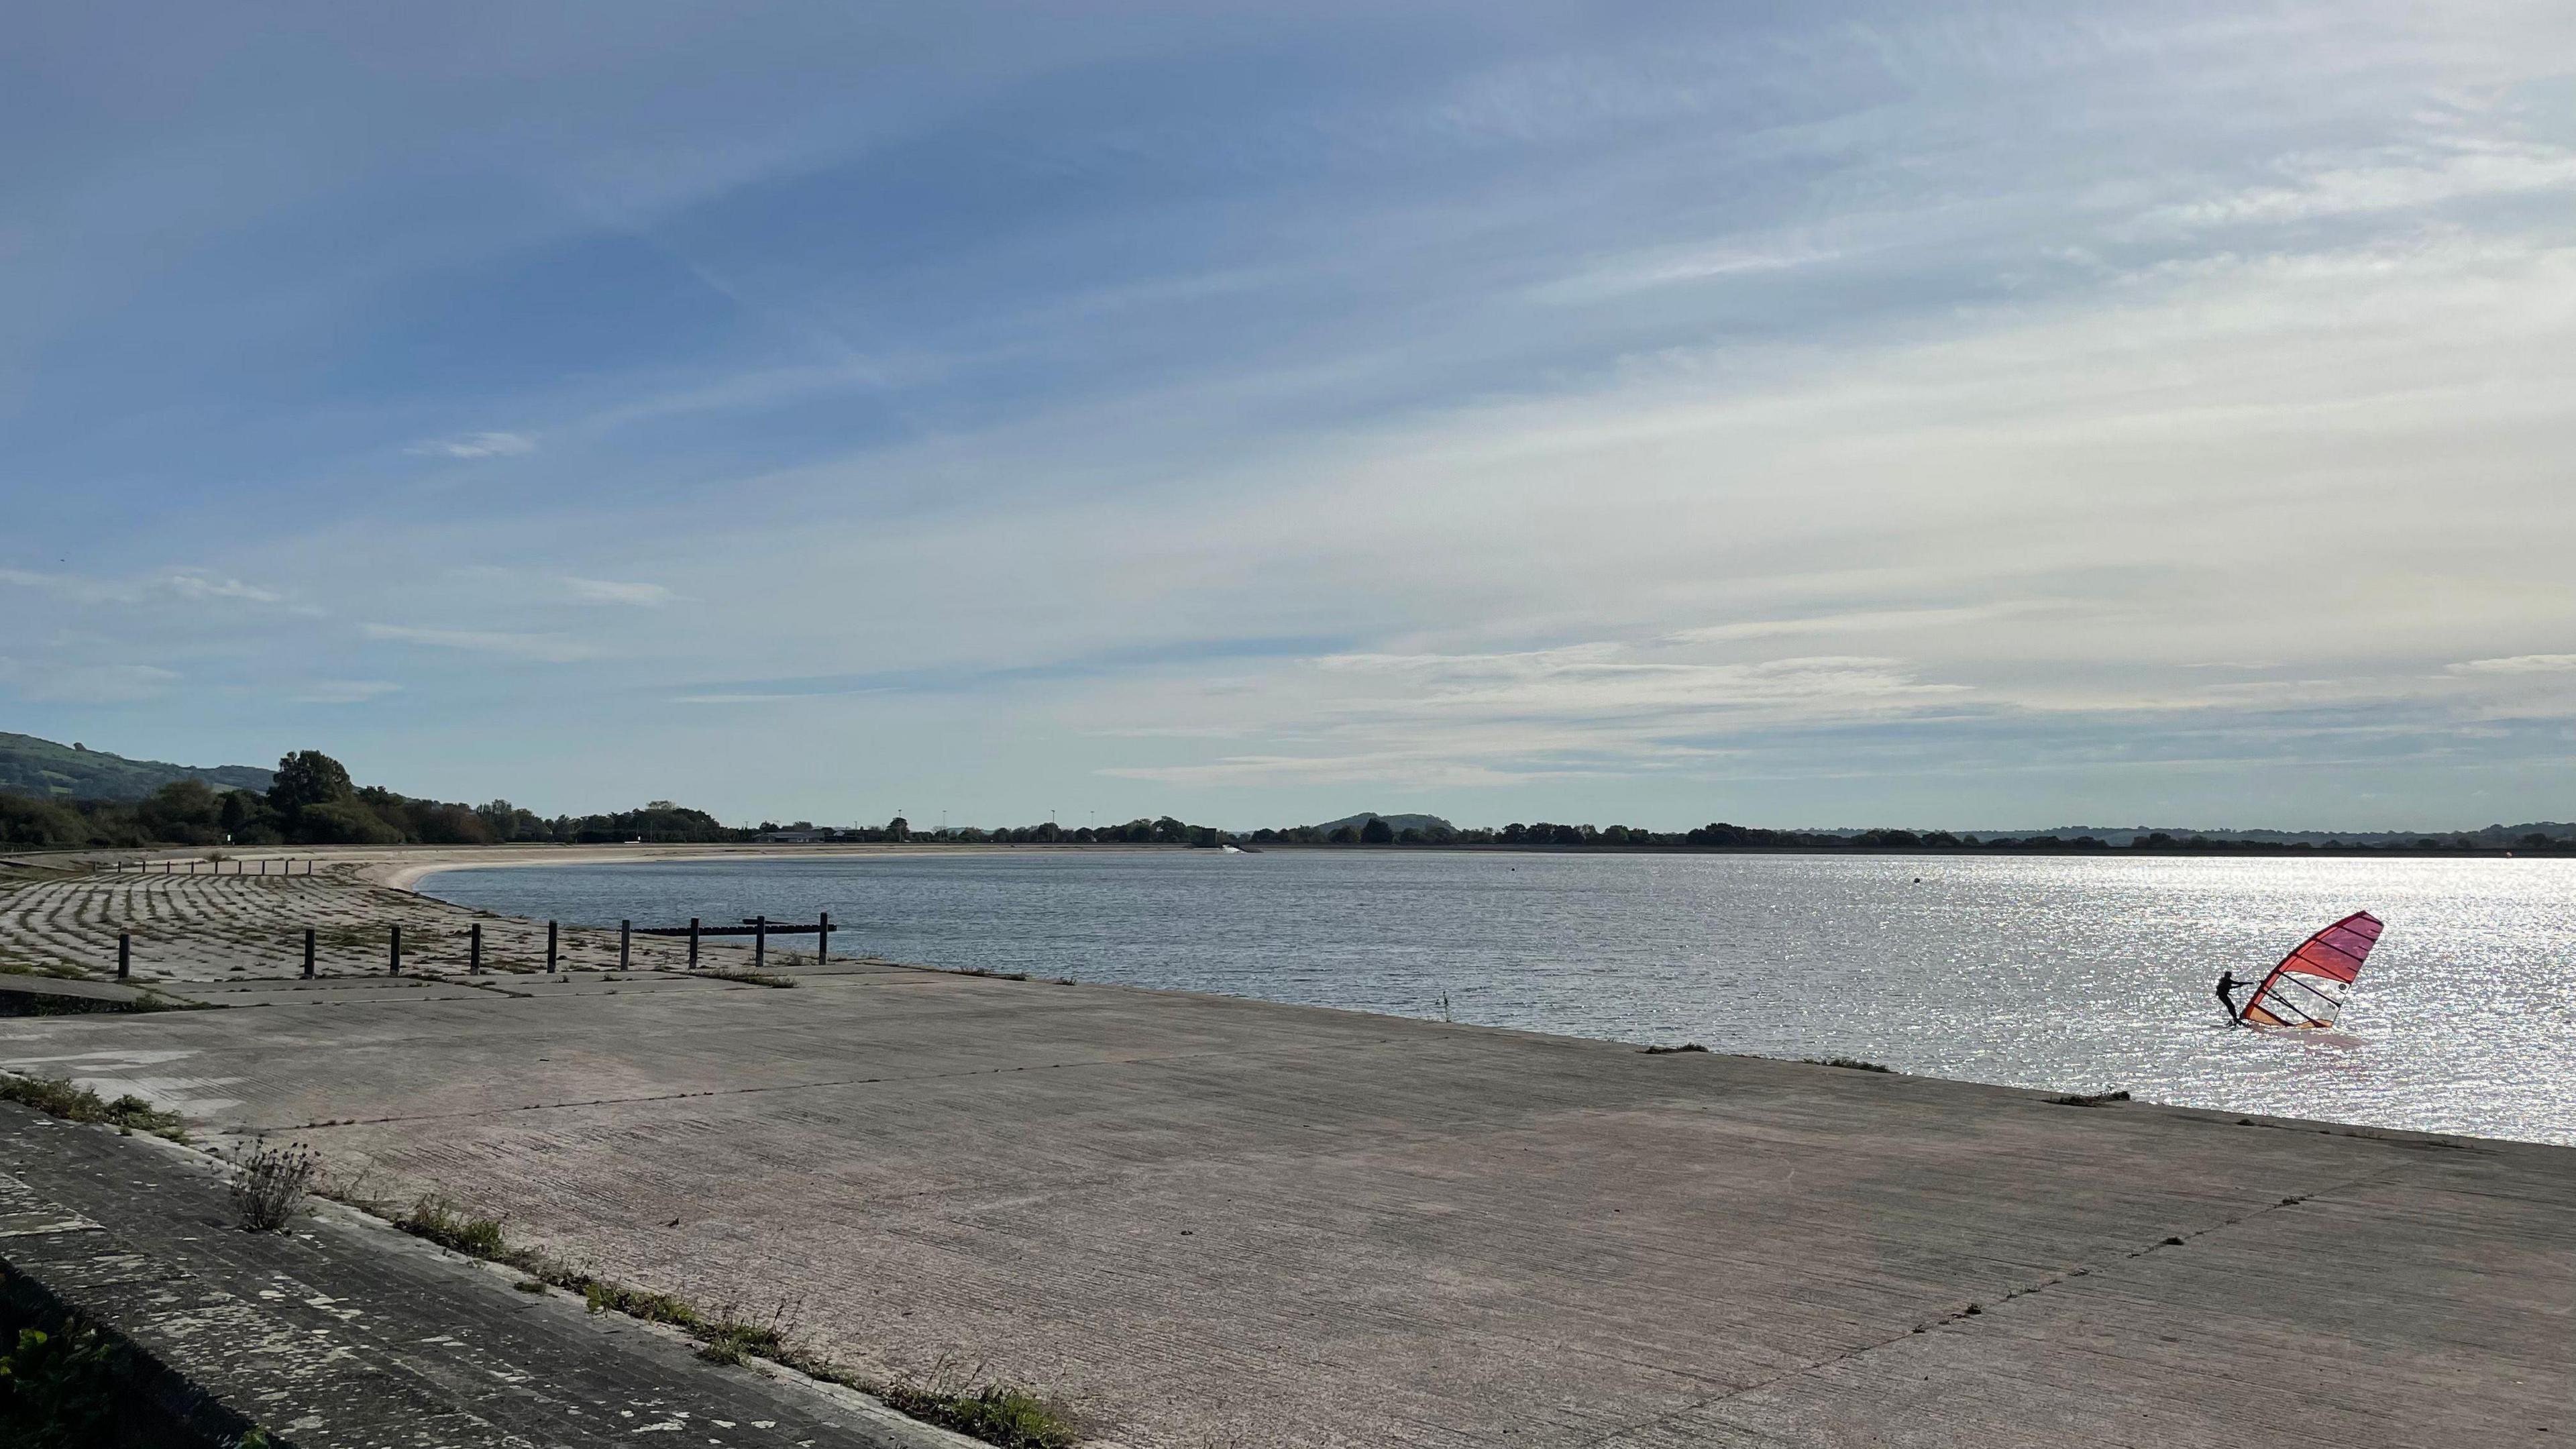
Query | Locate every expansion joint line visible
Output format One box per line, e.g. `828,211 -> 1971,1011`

1573,1164 -> 2404,1447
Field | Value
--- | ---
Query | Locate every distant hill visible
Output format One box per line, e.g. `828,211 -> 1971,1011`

1311,812 -> 1456,836
2025,824 -> 2576,846
0,731 -> 273,801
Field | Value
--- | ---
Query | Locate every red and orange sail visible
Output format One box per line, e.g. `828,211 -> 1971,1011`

2239,911 -> 2382,1029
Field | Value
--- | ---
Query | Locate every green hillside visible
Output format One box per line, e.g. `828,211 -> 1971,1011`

0,731 -> 273,801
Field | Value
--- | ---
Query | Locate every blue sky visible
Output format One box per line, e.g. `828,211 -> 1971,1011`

4,2 -> 2573,830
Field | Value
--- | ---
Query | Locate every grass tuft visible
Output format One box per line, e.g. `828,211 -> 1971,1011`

396,1195 -> 508,1258
878,1382 -> 1080,1449
0,1073 -> 186,1140
1805,1057 -> 1891,1073
2045,1089 -> 2131,1107
692,1320 -> 785,1365
374,1177 -> 1069,1449
1640,1042 -> 1708,1055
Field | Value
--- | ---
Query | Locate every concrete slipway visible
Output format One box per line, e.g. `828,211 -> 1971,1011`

0,857 -> 2565,1446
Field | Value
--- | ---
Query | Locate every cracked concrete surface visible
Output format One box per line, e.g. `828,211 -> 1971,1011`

1,853 -> 2568,1446
0,1106 -> 982,1448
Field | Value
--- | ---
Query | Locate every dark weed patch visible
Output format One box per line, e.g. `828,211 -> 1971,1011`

879,1382 -> 1080,1449
0,1073 -> 186,1140
0,1321 -> 123,1447
396,1195 -> 508,1258
231,1144 -> 319,1232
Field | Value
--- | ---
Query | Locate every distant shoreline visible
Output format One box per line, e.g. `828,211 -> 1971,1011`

20,836 -> 2559,901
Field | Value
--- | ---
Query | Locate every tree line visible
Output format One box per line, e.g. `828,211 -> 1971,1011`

0,750 -> 737,849
7,755 -> 2569,855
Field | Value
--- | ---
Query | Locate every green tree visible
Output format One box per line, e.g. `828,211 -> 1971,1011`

1360,818 -> 1395,844
887,815 -> 911,842
267,750 -> 356,824
295,799 -> 403,845
137,780 -> 225,844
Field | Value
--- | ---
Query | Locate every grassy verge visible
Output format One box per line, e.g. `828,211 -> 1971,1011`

385,1196 -> 1077,1446
0,1074 -> 187,1140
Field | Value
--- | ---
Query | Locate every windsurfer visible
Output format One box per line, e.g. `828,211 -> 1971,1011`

2214,970 -> 2243,1024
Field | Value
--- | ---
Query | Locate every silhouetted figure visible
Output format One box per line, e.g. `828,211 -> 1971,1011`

2216,970 -> 2244,1023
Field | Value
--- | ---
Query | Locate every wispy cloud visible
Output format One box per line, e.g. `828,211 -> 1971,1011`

159,572 -> 286,604
1661,604 -> 2051,647
0,660 -> 181,704
407,431 -> 535,460
291,679 -> 402,704
563,577 -> 680,607
2135,142 -> 2576,235
360,624 -> 593,662
2451,653 -> 2576,675
1101,753 -> 1566,788
0,566 -> 289,608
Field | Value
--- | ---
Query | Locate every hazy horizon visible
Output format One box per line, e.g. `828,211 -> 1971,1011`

5,3 -> 2571,830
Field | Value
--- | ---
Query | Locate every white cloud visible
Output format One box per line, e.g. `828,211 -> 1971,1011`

564,577 -> 679,607
292,679 -> 402,704
360,624 -> 594,662
1661,604 -> 2053,647
2137,142 -> 2576,235
158,571 -> 285,604
2451,653 -> 2576,675
0,661 -> 181,704
407,431 -> 535,460
1101,753 -> 1564,788
0,566 -> 287,608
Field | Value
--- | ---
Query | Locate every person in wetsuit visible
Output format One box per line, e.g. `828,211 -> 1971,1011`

2215,970 -> 2243,1023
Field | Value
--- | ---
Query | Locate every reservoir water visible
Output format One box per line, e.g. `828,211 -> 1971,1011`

419,850 -> 2576,1145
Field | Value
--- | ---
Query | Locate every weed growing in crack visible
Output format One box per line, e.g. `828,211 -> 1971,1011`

231,1144 -> 319,1232
0,1073 -> 186,1140
879,1358 -> 1081,1449
396,1195 -> 508,1258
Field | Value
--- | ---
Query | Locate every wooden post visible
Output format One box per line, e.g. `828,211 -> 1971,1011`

620,920 -> 631,973
469,922 -> 482,975
547,920 -> 559,973
688,918 -> 700,969
117,932 -> 130,980
389,923 -> 401,975
818,910 -> 830,965
303,928 -> 316,979
753,915 -> 767,971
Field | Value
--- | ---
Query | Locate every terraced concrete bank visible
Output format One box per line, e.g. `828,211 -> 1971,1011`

0,847 -> 2567,1447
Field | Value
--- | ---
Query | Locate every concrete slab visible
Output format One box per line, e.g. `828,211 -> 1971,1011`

0,1106 -> 979,1448
1,964 -> 2564,1448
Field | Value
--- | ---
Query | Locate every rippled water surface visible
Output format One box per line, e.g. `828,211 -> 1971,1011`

421,851 -> 2576,1144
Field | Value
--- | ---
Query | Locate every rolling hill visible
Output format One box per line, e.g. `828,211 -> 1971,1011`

0,731 -> 273,801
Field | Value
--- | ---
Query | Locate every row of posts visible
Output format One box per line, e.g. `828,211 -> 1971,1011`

109,912 -> 829,979
111,858 -> 316,876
